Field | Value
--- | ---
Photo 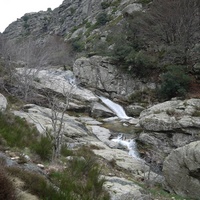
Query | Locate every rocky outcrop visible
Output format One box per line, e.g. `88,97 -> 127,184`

2,0 -> 142,68
91,139 -> 164,188
163,141 -> 200,199
125,104 -> 146,117
16,68 -> 98,105
104,176 -> 150,200
90,102 -> 115,118
122,3 -> 142,16
73,56 -> 156,97
139,99 -> 200,135
3,0 -> 101,38
138,99 -> 200,167
13,104 -> 88,139
0,93 -> 7,111
3,0 -> 140,38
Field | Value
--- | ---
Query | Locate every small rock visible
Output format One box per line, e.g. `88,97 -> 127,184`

37,164 -> 45,169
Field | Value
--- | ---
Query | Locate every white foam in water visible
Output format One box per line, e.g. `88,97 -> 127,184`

111,134 -> 139,158
98,96 -> 131,120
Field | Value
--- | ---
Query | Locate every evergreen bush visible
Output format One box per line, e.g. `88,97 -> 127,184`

158,65 -> 191,100
96,12 -> 110,26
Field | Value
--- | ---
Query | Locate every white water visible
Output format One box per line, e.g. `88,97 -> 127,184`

111,134 -> 139,158
98,96 -> 131,120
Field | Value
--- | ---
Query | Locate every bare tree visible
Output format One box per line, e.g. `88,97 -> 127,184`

148,0 -> 199,46
0,34 -> 73,101
42,82 -> 76,162
128,0 -> 200,64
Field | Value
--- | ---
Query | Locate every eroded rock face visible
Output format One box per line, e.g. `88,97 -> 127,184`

163,141 -> 200,199
13,104 -> 88,138
90,102 -> 115,118
16,68 -> 98,104
138,99 -> 200,167
139,99 -> 200,134
73,56 -> 156,97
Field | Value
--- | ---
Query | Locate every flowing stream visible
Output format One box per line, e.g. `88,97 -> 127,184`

111,134 -> 139,158
98,96 -> 131,120
98,96 -> 140,158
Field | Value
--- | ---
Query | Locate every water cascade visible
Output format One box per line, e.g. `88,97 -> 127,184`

111,134 -> 139,158
98,96 -> 131,120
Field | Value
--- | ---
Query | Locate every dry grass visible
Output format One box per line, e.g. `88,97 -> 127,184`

0,166 -> 17,200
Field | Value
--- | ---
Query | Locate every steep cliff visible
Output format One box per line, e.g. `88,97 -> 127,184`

1,0 -> 142,67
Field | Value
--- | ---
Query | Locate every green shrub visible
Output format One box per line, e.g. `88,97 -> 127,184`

192,110 -> 200,117
131,51 -> 157,77
50,146 -> 110,200
31,135 -> 52,161
0,112 -> 55,161
101,2 -> 111,9
96,12 -> 110,26
61,145 -> 74,157
0,113 -> 39,149
6,167 -> 66,200
22,15 -> 29,22
112,35 -> 133,63
71,37 -> 85,52
158,65 -> 191,100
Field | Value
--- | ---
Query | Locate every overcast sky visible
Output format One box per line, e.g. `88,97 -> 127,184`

0,0 -> 64,32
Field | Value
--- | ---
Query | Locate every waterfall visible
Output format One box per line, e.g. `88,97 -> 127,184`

111,134 -> 139,158
98,96 -> 131,120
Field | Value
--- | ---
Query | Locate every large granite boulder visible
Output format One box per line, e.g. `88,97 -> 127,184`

13,104 -> 88,139
90,102 -> 115,118
91,140 -> 164,183
139,99 -> 200,134
138,99 -> 200,166
125,104 -> 145,117
163,141 -> 200,199
104,176 -> 150,200
16,68 -> 98,104
73,56 -> 156,97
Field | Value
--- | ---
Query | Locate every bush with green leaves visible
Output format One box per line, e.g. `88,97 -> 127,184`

31,135 -> 52,161
71,37 -> 85,52
0,112 -> 53,161
50,146 -> 110,200
6,167 -> 66,200
101,2 -> 111,9
111,34 -> 157,77
0,113 -> 39,148
129,51 -> 157,77
96,12 -> 110,26
158,65 -> 191,100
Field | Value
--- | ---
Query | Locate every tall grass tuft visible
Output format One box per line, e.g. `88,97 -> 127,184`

0,112 -> 52,161
0,166 -> 17,200
6,167 -> 66,200
50,146 -> 110,200
0,112 -> 39,148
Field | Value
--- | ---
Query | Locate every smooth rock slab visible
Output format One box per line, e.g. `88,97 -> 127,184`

89,126 -> 117,148
104,176 -> 150,200
163,141 -> 200,199
13,104 -> 88,138
139,99 -> 200,133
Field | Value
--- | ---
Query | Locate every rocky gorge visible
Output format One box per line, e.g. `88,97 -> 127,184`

0,64 -> 200,199
0,0 -> 200,199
